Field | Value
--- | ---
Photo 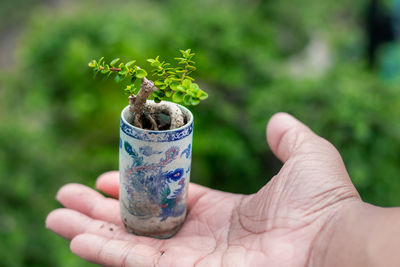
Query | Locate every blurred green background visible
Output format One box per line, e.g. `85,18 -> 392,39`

1,0 -> 400,266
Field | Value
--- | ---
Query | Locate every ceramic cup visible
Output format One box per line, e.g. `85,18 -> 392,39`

119,102 -> 193,238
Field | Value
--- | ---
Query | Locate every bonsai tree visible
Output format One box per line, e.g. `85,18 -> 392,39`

88,49 -> 208,130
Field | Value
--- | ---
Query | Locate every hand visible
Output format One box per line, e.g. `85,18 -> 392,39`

46,113 -> 361,266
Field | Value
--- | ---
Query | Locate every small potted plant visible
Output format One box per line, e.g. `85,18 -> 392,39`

88,49 -> 208,238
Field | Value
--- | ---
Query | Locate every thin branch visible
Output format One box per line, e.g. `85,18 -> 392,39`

98,66 -> 122,72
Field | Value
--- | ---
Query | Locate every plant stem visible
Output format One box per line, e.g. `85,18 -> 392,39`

99,65 -> 161,128
131,77 -> 157,115
98,66 -> 121,72
130,77 -> 159,128
181,67 -> 188,81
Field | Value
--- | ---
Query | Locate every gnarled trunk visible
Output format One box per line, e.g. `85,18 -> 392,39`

129,78 -> 185,130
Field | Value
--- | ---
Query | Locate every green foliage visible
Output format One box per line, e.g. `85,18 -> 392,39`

147,49 -> 207,105
88,56 -> 144,83
88,49 -> 208,106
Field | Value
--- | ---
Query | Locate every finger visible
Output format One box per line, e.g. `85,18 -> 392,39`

96,171 -> 119,198
56,183 -> 121,225
46,208 -> 121,240
46,208 -> 162,248
266,112 -> 342,164
70,233 -> 161,267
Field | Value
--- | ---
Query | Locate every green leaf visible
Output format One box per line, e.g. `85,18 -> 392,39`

152,90 -> 165,100
114,74 -> 122,83
154,90 -> 165,98
100,65 -> 109,74
154,97 -> 161,103
151,61 -> 161,68
198,90 -> 208,100
106,71 -> 113,79
164,78 -> 172,85
183,94 -> 192,105
187,90 -> 196,97
165,89 -> 173,97
124,84 -> 136,95
172,91 -> 185,103
182,79 -> 192,89
156,70 -> 166,76
88,60 -> 97,68
191,98 -> 200,105
190,83 -> 200,92
119,66 -> 128,75
176,85 -> 186,92
148,56 -> 161,67
135,69 -> 148,79
110,58 -> 120,66
180,49 -> 191,58
174,57 -> 186,61
170,82 -> 179,91
98,57 -> 104,65
154,80 -> 164,86
125,60 -> 136,67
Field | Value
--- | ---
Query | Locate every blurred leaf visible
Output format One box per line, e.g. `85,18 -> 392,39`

114,74 -> 122,83
182,79 -> 191,89
190,98 -> 200,105
125,60 -> 136,67
135,69 -> 147,79
183,94 -> 192,105
172,91 -> 184,102
88,60 -> 96,68
110,58 -> 120,66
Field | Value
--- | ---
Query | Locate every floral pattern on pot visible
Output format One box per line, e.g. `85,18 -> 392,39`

119,103 -> 193,238
123,142 -> 186,221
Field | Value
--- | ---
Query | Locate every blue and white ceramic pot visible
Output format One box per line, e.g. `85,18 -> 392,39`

119,102 -> 193,238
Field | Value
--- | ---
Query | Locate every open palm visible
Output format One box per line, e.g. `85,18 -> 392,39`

46,113 -> 361,266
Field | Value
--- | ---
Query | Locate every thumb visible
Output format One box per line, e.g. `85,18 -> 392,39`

267,112 -> 340,164
236,113 -> 359,235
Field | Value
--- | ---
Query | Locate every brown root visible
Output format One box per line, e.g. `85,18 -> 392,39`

145,113 -> 159,131
129,101 -> 185,130
157,102 -> 185,129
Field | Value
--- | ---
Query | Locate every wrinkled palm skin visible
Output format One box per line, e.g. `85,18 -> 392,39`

46,113 -> 360,267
